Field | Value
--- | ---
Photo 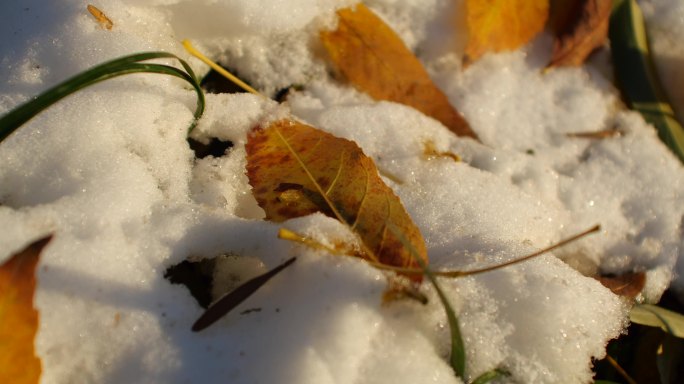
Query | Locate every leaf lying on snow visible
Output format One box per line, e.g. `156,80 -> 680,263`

464,0 -> 549,64
320,3 -> 477,140
548,0 -> 611,67
245,119 -> 428,275
0,236 -> 52,384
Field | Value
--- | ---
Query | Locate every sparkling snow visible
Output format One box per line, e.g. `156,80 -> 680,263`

1,0 -> 683,383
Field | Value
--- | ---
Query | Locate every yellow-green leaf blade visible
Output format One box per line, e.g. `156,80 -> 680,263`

609,0 -> 684,163
630,304 -> 684,338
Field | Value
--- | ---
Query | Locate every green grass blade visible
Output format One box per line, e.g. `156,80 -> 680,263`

0,52 -> 205,143
386,222 -> 466,379
471,368 -> 509,384
610,0 -> 684,163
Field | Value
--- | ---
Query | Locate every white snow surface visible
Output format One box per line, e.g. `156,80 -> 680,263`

0,0 -> 683,383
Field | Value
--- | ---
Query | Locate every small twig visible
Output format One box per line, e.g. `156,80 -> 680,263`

566,128 -> 622,139
450,225 -> 601,277
369,225 -> 601,278
605,354 -> 638,384
182,40 -> 266,98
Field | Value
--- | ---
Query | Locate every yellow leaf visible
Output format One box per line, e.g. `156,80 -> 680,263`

320,4 -> 477,140
0,236 -> 50,384
246,119 -> 428,275
464,0 -> 549,63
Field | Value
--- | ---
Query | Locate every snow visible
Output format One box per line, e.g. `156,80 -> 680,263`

0,0 -> 683,383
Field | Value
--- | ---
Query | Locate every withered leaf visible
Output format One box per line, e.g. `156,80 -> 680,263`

0,236 -> 51,384
464,0 -> 549,63
597,271 -> 646,299
320,4 -> 476,139
246,119 -> 428,272
87,4 -> 114,30
548,0 -> 611,67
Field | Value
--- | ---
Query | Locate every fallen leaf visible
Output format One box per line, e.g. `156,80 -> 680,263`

548,0 -> 611,67
245,119 -> 428,272
0,236 -> 51,384
320,4 -> 476,139
464,0 -> 549,63
87,4 -> 114,30
597,271 -> 646,298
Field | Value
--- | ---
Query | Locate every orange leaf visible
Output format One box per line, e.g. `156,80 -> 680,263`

464,0 -> 549,63
320,4 -> 477,140
548,0 -> 611,67
245,119 -> 428,274
0,236 -> 51,384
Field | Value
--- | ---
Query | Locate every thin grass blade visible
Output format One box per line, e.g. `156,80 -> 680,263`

385,222 -> 466,379
0,52 -> 204,143
471,368 -> 509,384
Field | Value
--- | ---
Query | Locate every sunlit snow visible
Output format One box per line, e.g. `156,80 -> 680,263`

1,0 -> 683,383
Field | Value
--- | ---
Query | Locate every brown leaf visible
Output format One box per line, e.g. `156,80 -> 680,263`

597,271 -> 646,299
246,119 -> 428,274
320,4 -> 477,139
464,0 -> 549,63
548,0 -> 611,67
0,236 -> 51,384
